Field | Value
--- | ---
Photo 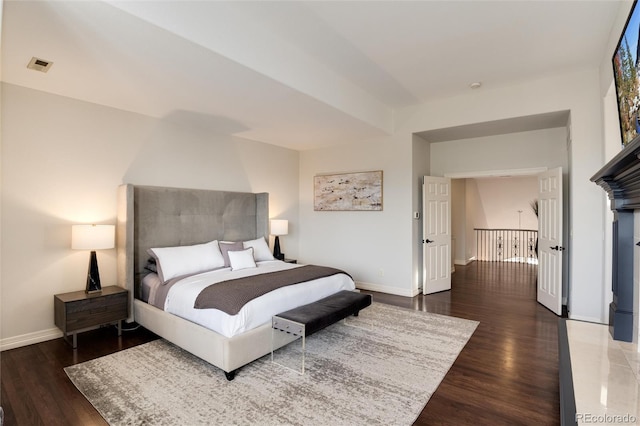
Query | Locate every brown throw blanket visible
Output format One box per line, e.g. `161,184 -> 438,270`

193,265 -> 351,315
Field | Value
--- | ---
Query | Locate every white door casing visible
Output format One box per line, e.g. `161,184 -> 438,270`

423,176 -> 452,295
537,167 -> 563,315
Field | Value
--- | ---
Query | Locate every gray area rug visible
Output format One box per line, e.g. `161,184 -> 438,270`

65,302 -> 478,425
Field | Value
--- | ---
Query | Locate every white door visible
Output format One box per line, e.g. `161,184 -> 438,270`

537,167 -> 563,315
423,176 -> 452,294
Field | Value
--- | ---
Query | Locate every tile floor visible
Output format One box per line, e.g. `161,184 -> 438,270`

567,320 -> 640,425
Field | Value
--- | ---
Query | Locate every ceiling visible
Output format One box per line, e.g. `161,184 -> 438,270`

1,1 -> 624,150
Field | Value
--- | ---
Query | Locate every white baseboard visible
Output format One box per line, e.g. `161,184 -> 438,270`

568,314 -> 605,324
355,281 -> 415,297
1,327 -> 62,351
454,258 -> 475,266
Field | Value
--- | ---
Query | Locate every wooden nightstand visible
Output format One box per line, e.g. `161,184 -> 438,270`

54,286 -> 129,348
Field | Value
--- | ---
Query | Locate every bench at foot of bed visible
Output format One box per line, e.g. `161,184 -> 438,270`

270,290 -> 372,374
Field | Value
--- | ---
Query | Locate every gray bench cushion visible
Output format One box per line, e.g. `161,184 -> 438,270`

275,290 -> 372,336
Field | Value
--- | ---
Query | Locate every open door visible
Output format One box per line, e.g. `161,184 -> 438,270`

537,167 -> 563,315
423,176 -> 452,294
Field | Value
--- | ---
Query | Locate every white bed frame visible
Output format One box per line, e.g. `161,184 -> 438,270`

116,184 -> 296,379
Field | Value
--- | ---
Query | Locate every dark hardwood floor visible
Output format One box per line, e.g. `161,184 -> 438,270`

376,261 -> 560,426
1,261 -> 559,425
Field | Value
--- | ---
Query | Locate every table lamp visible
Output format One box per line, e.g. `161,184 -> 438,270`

72,224 -> 115,293
270,219 -> 288,261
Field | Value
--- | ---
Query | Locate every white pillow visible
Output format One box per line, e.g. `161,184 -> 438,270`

228,247 -> 257,271
243,237 -> 274,261
148,240 -> 225,282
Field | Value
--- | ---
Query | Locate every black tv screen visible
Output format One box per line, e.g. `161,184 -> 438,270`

613,0 -> 640,147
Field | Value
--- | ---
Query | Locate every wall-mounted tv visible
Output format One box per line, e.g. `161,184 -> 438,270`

613,0 -> 640,147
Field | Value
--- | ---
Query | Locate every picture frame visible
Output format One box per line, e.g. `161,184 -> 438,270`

314,170 -> 383,211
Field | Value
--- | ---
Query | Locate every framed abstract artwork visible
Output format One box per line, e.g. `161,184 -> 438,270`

314,170 -> 383,211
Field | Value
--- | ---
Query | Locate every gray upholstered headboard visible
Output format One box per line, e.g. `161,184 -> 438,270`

117,184 -> 269,320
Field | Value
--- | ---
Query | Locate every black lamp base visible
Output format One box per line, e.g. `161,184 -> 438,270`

273,236 -> 285,261
85,250 -> 102,293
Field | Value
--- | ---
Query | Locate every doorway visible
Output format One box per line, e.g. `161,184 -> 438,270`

450,173 -> 541,267
446,169 -> 564,315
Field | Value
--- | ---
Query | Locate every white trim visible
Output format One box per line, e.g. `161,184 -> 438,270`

444,167 -> 548,179
1,328 -> 62,351
355,281 -> 416,297
454,258 -> 475,266
568,313 -> 604,324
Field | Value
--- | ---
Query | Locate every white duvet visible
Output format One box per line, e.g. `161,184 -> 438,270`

156,260 -> 355,338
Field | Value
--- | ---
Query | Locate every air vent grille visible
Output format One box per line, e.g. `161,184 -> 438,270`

27,57 -> 53,73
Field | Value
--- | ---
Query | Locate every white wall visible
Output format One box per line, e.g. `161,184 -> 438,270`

412,134 -> 430,290
300,68 -> 606,322
465,180 -> 477,261
299,134 -> 415,296
0,0 -> 4,351
601,82 -> 623,323
430,127 -> 568,177
468,177 -> 539,230
408,70 -> 604,322
0,83 -> 300,349
451,179 -> 467,264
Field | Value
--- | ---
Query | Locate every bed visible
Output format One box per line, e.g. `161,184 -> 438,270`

116,184 -> 355,380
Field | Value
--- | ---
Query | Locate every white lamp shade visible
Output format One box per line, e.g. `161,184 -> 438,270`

72,224 -> 115,250
270,219 -> 289,236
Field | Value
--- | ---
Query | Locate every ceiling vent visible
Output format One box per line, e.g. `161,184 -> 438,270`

27,57 -> 53,73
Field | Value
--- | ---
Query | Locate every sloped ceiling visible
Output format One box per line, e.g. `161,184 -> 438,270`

1,1 -> 623,150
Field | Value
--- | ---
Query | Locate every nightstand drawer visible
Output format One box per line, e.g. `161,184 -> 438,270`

66,292 -> 127,314
66,304 -> 128,331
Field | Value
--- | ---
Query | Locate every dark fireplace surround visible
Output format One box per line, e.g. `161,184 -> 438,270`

591,137 -> 640,342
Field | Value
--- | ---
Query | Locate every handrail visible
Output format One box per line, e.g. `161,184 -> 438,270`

474,228 -> 537,232
474,228 -> 538,263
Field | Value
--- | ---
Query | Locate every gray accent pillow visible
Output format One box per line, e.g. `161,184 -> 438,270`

219,241 -> 244,267
144,257 -> 158,273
